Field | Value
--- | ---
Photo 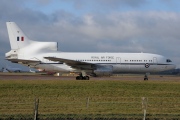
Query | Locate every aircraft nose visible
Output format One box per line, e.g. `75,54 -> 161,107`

165,64 -> 176,71
172,64 -> 176,69
169,64 -> 176,70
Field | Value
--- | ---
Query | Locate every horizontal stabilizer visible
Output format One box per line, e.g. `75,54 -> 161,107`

6,58 -> 41,64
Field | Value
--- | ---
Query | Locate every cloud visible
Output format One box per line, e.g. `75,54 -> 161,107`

42,11 -> 180,66
98,0 -> 147,7
71,0 -> 147,8
36,0 -> 51,5
0,0 -> 180,68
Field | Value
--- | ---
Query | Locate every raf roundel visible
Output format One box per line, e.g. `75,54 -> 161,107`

145,63 -> 150,68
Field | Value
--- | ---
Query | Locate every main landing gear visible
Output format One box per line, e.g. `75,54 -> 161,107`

76,73 -> 89,80
144,73 -> 149,80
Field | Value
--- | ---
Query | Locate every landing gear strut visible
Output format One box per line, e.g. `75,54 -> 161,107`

76,73 -> 89,80
144,75 -> 148,80
144,73 -> 149,80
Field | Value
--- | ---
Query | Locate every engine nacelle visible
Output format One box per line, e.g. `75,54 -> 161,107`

93,65 -> 113,76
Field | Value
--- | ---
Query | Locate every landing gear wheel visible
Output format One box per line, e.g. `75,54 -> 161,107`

84,76 -> 89,80
144,75 -> 148,81
76,76 -> 90,80
76,76 -> 80,80
79,76 -> 83,80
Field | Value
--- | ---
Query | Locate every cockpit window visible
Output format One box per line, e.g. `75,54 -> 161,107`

166,59 -> 172,63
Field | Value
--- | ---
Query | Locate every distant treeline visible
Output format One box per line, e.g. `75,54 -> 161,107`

156,68 -> 180,75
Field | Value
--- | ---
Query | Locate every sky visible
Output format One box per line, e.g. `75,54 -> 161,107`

0,0 -> 180,69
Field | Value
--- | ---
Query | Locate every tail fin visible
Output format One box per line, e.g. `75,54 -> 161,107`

6,22 -> 31,50
6,22 -> 58,52
6,22 -> 58,62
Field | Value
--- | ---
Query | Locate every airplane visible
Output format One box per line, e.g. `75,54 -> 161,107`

5,66 -> 22,73
0,64 -> 22,73
5,22 -> 176,80
0,67 -> 5,72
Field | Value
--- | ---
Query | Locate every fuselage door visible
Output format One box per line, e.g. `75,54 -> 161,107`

153,57 -> 157,64
116,57 -> 121,64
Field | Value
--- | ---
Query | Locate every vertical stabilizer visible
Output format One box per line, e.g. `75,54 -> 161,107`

6,21 -> 58,60
6,22 -> 31,50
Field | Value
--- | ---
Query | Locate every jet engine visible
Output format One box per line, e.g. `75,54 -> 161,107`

93,65 -> 113,76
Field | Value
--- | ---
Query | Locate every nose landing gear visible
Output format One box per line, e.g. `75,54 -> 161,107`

144,75 -> 148,80
144,73 -> 149,80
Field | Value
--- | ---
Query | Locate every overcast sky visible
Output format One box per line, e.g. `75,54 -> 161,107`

0,0 -> 180,69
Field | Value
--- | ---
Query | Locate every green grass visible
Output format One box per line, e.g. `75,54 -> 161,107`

0,76 -> 180,119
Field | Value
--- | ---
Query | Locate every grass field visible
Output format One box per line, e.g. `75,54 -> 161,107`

0,75 -> 180,119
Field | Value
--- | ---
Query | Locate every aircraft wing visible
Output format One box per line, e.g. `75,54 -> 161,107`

44,57 -> 95,70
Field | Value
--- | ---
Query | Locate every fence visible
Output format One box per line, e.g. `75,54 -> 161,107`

0,97 -> 180,119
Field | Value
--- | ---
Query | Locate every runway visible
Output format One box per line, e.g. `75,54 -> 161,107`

0,73 -> 179,81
